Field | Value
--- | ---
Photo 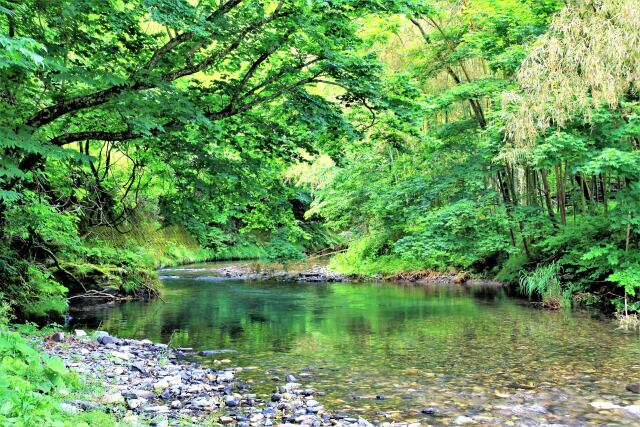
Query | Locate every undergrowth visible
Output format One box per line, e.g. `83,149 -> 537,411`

518,263 -> 571,309
0,321 -> 119,426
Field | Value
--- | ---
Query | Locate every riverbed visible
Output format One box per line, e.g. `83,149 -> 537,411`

70,262 -> 640,425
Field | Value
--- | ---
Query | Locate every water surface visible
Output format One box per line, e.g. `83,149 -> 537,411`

70,263 -> 640,425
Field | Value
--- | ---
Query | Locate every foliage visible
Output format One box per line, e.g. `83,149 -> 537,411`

0,0 -> 638,322
0,325 -> 117,426
0,0 -> 400,318
506,0 -> 640,144
518,263 -> 569,308
305,0 -> 639,315
263,227 -> 307,263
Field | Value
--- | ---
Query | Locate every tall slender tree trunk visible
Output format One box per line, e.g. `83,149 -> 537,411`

540,169 -> 557,227
555,163 -> 566,225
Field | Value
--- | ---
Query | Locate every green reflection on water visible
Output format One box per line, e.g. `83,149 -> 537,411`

70,267 -> 640,425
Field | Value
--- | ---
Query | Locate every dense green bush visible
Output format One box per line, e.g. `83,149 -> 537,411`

262,228 -> 307,263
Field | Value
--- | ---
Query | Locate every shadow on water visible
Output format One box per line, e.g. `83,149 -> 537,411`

69,263 -> 640,425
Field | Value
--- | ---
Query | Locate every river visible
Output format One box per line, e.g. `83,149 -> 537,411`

69,262 -> 640,425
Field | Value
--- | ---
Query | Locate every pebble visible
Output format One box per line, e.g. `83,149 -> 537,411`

98,335 -> 117,345
224,396 -> 240,407
111,350 -> 130,360
43,332 -> 391,426
625,405 -> 640,418
59,402 -> 79,414
144,405 -> 170,412
590,400 -> 621,410
101,392 -> 124,404
127,399 -> 144,409
627,383 -> 640,394
454,415 -> 475,424
153,379 -> 169,393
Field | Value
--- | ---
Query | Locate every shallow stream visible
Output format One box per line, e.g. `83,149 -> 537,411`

70,262 -> 640,425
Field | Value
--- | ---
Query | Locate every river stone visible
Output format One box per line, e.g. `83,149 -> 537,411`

170,400 -> 182,409
131,362 -> 149,376
625,405 -> 640,418
101,392 -> 124,404
74,330 -> 87,337
590,400 -> 621,410
153,379 -> 169,393
198,349 -> 236,356
51,332 -> 65,342
217,371 -> 234,382
70,400 -> 99,411
59,402 -> 79,414
219,416 -> 234,424
250,413 -> 264,422
98,335 -> 117,345
358,417 -> 374,426
224,396 -> 239,407
271,393 -> 282,402
627,384 -> 640,394
454,416 -> 475,425
131,389 -> 156,399
285,374 -> 297,382
144,405 -> 170,413
127,398 -> 144,409
111,350 -> 130,361
165,374 -> 182,386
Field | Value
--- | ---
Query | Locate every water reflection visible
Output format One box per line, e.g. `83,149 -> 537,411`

70,265 -> 640,425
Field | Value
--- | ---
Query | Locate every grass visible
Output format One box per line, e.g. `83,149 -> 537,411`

331,252 -> 432,277
518,263 -> 570,309
89,219 -> 264,269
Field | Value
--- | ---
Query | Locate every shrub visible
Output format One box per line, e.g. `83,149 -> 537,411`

519,263 -> 570,308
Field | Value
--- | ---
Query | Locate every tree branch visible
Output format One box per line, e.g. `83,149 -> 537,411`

23,3 -> 289,131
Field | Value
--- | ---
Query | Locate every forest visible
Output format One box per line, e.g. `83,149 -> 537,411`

1,0 -> 639,425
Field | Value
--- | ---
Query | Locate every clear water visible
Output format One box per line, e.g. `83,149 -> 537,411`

69,263 -> 640,425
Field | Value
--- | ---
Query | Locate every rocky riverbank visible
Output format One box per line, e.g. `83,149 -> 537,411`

211,265 -> 348,283
43,331 -> 392,427
198,264 -> 503,287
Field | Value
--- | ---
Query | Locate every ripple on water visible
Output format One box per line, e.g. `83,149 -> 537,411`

69,262 -> 640,425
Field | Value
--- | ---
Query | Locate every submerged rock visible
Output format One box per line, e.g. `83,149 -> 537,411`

199,349 -> 237,356
627,383 -> 640,394
590,400 -> 621,410
454,415 -> 475,425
